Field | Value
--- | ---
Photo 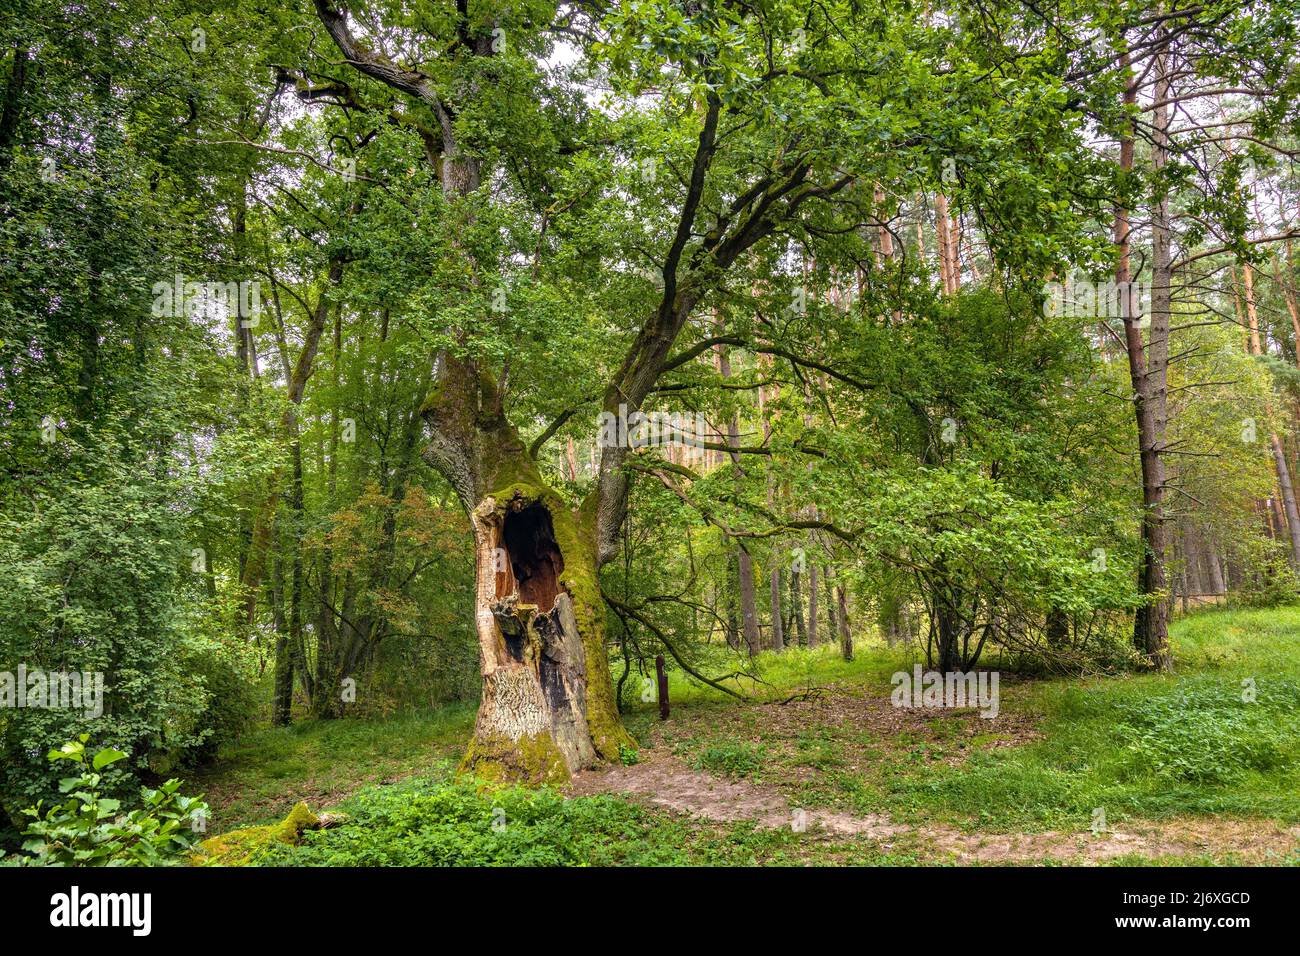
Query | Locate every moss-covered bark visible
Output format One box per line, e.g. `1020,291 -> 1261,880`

456,449 -> 631,783
193,801 -> 321,866
420,358 -> 632,783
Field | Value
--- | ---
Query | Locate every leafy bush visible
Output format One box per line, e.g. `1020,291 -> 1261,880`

6,736 -> 208,866
1228,558 -> 1300,609
690,740 -> 765,777
176,604 -> 261,764
256,775 -> 691,867
1114,678 -> 1300,784
0,478 -> 251,819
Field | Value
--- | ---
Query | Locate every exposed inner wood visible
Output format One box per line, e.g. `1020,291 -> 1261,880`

500,502 -> 565,610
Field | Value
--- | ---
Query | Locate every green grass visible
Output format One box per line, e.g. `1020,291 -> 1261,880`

643,641 -> 905,707
690,740 -> 767,777
186,703 -> 476,830
191,605 -> 1300,864
250,770 -> 902,867
877,607 -> 1300,830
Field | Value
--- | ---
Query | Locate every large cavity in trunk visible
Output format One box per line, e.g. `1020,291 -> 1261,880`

500,502 -> 565,611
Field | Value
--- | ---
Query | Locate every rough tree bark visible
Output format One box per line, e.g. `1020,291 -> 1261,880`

790,563 -> 806,645
1242,259 -> 1300,568
1116,44 -> 1171,670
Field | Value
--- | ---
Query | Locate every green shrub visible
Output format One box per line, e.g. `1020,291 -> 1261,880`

6,736 -> 208,866
0,479 -> 224,820
1114,678 -> 1300,784
256,775 -> 692,867
176,605 -> 261,764
691,740 -> 765,777
1228,559 -> 1300,609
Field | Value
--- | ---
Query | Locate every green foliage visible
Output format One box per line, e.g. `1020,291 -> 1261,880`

0,472 -> 244,818
1114,679 -> 1297,784
1228,558 -> 1300,609
187,606 -> 1300,865
883,608 -> 1300,828
4,0 -> 1300,865
256,775 -> 696,867
6,736 -> 207,867
690,740 -> 765,778
183,704 -> 477,830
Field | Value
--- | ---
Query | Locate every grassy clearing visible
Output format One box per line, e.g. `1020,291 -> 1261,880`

192,606 -> 1300,864
625,606 -> 1300,840
877,607 -> 1300,832
187,703 -> 476,831
248,771 -> 910,867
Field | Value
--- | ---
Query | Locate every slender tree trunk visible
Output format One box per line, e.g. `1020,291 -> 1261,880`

1243,262 -> 1262,354
1206,543 -> 1226,595
806,540 -> 820,648
287,427 -> 312,711
935,192 -> 956,295
822,564 -> 839,648
716,329 -> 761,656
271,543 -> 294,726
312,305 -> 344,718
761,376 -> 784,652
0,44 -> 30,170
835,584 -> 852,661
769,561 -> 784,652
790,564 -> 806,646
1117,45 -> 1171,670
1242,259 -> 1300,568
723,555 -> 740,650
240,255 -> 344,625
1046,607 -> 1068,646
1279,247 -> 1300,367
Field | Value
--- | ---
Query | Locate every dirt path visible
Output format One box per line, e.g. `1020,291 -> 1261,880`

569,751 -> 1300,864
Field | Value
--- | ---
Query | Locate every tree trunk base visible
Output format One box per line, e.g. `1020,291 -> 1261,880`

461,488 -> 631,784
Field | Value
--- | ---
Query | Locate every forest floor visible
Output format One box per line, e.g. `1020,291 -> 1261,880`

194,606 -> 1300,866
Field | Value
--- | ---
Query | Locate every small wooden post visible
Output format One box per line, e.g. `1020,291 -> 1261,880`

655,654 -> 669,720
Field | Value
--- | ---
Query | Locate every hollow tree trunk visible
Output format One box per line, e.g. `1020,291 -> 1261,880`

310,0 -> 634,781
424,367 -> 631,782
461,476 -> 629,782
